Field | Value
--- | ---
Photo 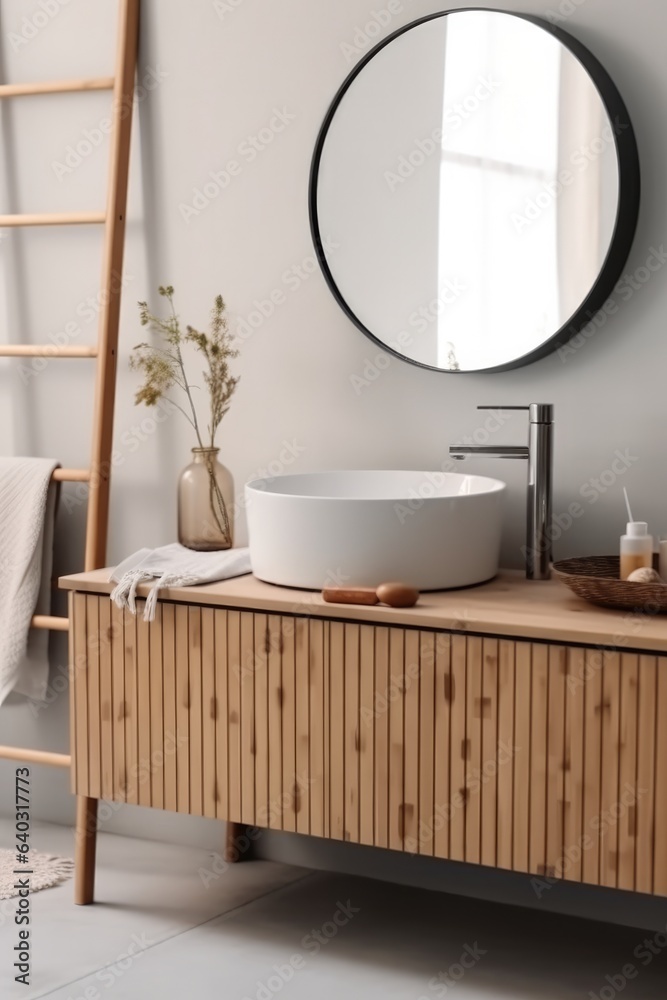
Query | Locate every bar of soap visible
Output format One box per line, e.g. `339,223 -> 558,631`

322,587 -> 379,606
376,582 -> 420,608
627,567 -> 663,584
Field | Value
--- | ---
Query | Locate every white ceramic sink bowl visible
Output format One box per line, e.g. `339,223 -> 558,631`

245,471 -> 506,591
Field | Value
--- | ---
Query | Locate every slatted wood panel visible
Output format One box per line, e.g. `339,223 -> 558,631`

636,655 -> 657,894
449,634 -> 467,862
149,603 -> 165,811
295,619 -> 310,836
281,616 -> 297,833
136,607 -> 151,808
162,604 -> 177,812
545,646 -> 566,879
420,631 -> 437,857
240,613 -> 256,826
188,608 -> 204,817
359,625 -> 375,847
86,596 -> 102,801
329,621 -> 345,840
253,614 -> 269,831
562,647 -> 585,882
481,638 -> 499,869
201,608 -> 216,818
617,654 -> 639,891
70,597 -> 667,896
266,614 -> 282,830
310,619 -> 327,839
496,640 -> 515,870
174,606 -> 190,814
123,606 -> 138,805
344,623 -> 360,843
373,627 -> 389,849
512,642 -> 532,872
98,598 -> 113,801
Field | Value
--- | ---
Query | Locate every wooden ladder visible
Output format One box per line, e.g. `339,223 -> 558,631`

0,0 -> 140,903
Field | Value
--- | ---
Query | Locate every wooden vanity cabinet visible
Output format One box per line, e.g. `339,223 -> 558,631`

62,570 -> 667,901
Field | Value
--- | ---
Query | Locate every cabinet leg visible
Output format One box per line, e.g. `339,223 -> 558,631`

225,822 -> 251,863
74,796 -> 98,905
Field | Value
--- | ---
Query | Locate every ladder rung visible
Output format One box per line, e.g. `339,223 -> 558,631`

0,345 -> 98,358
0,746 -> 71,769
53,469 -> 91,483
0,77 -> 114,99
0,212 -> 106,228
32,615 -> 70,632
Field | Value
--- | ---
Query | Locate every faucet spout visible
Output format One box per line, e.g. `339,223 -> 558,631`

449,405 -> 554,581
449,446 -> 529,461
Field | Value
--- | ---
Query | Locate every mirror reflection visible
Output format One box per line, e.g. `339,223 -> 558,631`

312,10 -> 637,372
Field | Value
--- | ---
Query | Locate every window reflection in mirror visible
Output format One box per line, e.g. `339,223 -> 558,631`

311,10 -> 635,372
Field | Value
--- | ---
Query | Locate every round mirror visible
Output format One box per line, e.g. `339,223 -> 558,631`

310,10 -> 640,372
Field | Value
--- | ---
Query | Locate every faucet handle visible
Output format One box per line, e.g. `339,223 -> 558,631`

478,404 -> 553,424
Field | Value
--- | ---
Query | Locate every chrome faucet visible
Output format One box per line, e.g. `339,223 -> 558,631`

449,404 -> 554,580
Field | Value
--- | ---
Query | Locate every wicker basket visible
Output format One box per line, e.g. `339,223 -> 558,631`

552,556 -> 667,613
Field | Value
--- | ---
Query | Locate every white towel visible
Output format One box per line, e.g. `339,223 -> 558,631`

110,543 -> 252,622
0,457 -> 59,706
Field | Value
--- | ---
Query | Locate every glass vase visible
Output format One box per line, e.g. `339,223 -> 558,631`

178,447 -> 234,551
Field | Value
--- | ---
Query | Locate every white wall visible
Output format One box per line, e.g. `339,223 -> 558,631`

1,0 -> 666,924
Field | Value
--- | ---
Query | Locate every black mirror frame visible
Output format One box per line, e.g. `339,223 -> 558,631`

309,8 -> 641,374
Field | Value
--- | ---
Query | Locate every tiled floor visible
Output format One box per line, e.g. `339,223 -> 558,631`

1,821 -> 666,999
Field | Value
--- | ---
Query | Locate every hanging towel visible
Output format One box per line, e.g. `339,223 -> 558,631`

0,457 -> 59,707
110,543 -> 252,623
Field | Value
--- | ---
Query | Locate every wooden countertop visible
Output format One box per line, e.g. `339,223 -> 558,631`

59,568 -> 667,653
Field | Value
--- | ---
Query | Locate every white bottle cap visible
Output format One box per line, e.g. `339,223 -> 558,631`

627,521 -> 649,537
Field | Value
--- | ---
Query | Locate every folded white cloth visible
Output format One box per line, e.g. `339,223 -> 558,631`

110,543 -> 252,622
0,457 -> 59,706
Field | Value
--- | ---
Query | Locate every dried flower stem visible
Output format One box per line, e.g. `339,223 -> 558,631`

131,285 -> 239,548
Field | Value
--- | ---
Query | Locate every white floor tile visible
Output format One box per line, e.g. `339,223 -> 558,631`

0,820 -> 305,999
2,824 -> 663,1000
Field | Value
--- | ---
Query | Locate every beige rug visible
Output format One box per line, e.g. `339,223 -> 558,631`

0,849 -> 74,899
